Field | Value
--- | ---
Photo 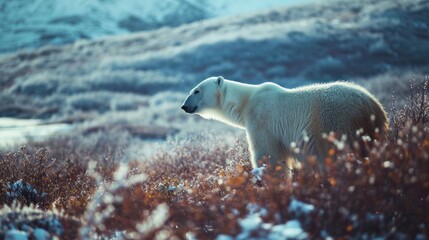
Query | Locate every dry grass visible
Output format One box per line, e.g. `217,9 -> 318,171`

1,80 -> 429,239
391,77 -> 429,139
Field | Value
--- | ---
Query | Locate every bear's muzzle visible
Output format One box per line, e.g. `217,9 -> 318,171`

181,105 -> 197,114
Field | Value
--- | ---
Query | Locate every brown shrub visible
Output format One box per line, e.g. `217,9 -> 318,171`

100,124 -> 428,239
391,76 -> 429,139
0,134 -> 122,237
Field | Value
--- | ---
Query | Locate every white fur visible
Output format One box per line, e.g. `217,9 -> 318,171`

182,77 -> 388,172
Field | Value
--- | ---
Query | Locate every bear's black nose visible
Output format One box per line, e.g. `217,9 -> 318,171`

181,105 -> 188,112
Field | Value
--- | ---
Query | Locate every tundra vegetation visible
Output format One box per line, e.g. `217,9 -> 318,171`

0,79 -> 428,239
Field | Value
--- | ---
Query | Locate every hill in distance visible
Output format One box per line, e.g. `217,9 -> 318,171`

0,0 -> 428,149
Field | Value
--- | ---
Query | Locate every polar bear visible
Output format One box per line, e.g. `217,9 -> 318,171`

181,76 -> 388,172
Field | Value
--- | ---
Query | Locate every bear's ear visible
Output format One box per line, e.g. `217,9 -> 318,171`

216,76 -> 224,87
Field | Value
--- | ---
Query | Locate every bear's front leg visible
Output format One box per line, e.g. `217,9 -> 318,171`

245,130 -> 279,169
246,128 -> 294,180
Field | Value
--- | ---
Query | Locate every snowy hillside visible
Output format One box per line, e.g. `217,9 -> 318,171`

0,0 -> 428,150
0,0 -> 316,54
0,0 -> 212,53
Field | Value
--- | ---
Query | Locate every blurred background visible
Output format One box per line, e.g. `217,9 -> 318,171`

0,0 -> 428,160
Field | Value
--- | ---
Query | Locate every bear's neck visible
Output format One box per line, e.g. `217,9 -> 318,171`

217,80 -> 256,129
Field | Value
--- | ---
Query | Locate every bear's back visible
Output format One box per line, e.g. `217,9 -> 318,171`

312,82 -> 388,141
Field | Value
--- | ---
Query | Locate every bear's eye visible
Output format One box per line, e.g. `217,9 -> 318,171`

194,90 -> 200,94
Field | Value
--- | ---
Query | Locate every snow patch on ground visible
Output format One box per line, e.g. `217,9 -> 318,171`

251,165 -> 266,181
6,179 -> 47,204
0,118 -> 72,148
218,199 -> 314,239
5,230 -> 28,240
0,203 -> 65,239
288,198 -> 315,216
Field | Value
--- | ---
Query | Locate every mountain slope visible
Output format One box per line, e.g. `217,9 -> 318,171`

0,0 -> 214,54
0,0 -> 316,54
0,0 -> 428,122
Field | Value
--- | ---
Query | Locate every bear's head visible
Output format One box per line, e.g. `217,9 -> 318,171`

181,76 -> 224,118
